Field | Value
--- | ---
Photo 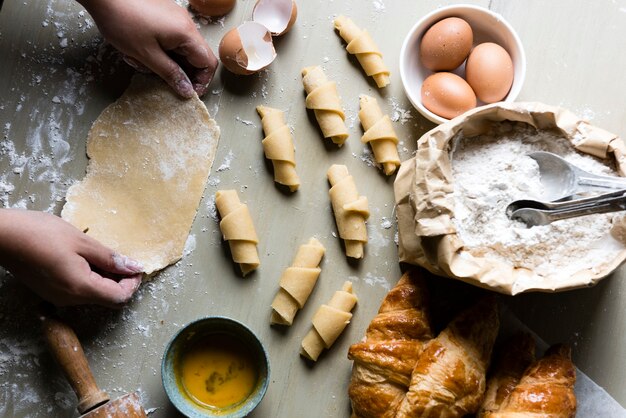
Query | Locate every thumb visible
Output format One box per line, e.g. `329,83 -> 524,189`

77,235 -> 144,276
85,272 -> 142,309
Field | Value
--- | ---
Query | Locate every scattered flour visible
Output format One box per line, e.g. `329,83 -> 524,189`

205,194 -> 219,222
388,97 -> 413,125
183,234 -> 196,257
353,147 -> 376,168
349,272 -> 391,291
216,149 -> 234,172
235,116 -> 255,127
450,122 -> 626,279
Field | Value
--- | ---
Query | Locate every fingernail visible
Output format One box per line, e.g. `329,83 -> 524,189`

113,253 -> 144,274
130,275 -> 142,292
194,82 -> 209,97
176,77 -> 195,98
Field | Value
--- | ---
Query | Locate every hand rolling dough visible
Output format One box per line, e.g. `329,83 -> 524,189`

215,190 -> 260,276
61,75 -> 220,275
302,66 -> 349,146
358,95 -> 401,175
271,238 -> 325,325
301,281 -> 358,361
256,106 -> 300,192
327,164 -> 370,259
334,15 -> 390,88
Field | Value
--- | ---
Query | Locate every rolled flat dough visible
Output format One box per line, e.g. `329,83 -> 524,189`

61,75 -> 220,275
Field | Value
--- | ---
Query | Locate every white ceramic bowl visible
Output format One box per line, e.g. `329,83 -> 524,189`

400,4 -> 526,124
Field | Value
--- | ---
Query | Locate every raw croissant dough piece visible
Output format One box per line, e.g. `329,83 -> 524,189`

348,270 -> 433,418
215,190 -> 260,276
256,106 -> 300,192
302,66 -> 349,146
358,95 -> 401,175
62,75 -> 220,275
301,281 -> 357,361
327,164 -> 369,259
479,339 -> 576,418
334,15 -> 390,88
270,238 -> 325,325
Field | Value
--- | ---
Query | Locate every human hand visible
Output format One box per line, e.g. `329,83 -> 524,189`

79,0 -> 218,98
0,209 -> 144,309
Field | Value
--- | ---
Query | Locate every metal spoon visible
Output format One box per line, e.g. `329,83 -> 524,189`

507,189 -> 626,227
530,151 -> 626,201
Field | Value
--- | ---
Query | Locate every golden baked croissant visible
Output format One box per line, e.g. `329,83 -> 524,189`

481,344 -> 576,418
348,270 -> 433,418
396,296 -> 499,417
348,270 -> 500,418
479,333 -> 536,415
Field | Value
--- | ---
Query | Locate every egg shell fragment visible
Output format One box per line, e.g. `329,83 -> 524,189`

253,0 -> 298,36
419,17 -> 473,71
219,22 -> 277,75
421,72 -> 476,119
466,42 -> 514,103
189,0 -> 236,17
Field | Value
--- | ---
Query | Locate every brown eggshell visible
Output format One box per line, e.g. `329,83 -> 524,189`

252,0 -> 297,36
420,17 -> 473,71
421,72 -> 476,119
466,42 -> 514,103
189,0 -> 236,17
219,28 -> 251,75
219,22 -> 276,75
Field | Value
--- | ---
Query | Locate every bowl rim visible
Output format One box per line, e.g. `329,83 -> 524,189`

399,4 -> 527,125
161,316 -> 270,418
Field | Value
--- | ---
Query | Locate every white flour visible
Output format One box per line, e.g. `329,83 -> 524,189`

450,122 -> 626,278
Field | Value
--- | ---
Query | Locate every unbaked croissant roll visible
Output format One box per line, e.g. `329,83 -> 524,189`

396,296 -> 499,417
358,95 -> 401,175
478,333 -> 536,416
270,238 -> 325,325
215,190 -> 260,276
327,164 -> 369,259
334,15 -> 390,88
482,344 -> 577,418
256,105 -> 300,192
301,281 -> 357,361
348,270 -> 433,418
302,66 -> 349,146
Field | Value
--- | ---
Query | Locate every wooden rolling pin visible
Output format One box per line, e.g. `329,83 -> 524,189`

41,314 -> 147,418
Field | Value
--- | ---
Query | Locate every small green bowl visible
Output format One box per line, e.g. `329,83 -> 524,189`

162,316 -> 270,417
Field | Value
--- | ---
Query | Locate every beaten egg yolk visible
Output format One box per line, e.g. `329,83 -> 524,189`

179,334 -> 258,409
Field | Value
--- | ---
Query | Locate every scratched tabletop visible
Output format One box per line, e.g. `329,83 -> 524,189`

0,0 -> 625,416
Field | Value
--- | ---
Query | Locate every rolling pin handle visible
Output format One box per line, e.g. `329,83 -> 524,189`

40,313 -> 110,414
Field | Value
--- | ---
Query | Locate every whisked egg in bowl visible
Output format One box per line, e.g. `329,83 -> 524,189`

162,316 -> 270,418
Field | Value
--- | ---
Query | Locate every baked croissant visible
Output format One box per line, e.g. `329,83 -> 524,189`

348,270 -> 433,418
481,344 -> 576,418
396,296 -> 499,417
478,333 -> 536,415
348,270 -> 500,418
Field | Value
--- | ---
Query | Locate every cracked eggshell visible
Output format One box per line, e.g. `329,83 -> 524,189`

252,0 -> 297,36
189,0 -> 236,17
219,21 -> 277,75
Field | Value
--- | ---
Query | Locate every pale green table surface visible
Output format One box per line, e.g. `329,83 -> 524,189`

1,0 -> 625,416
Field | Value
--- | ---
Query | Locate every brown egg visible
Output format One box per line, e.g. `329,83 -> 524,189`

421,72 -> 476,119
252,0 -> 298,36
219,22 -> 277,75
420,17 -> 473,71
189,0 -> 236,17
466,42 -> 514,103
